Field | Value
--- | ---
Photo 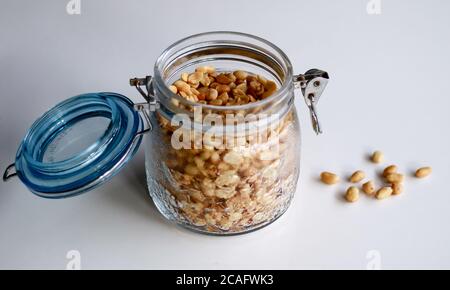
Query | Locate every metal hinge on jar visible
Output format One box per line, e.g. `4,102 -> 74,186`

129,76 -> 159,112
129,76 -> 159,135
293,69 -> 329,135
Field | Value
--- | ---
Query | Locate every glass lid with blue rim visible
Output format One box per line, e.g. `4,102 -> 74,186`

2,92 -> 150,198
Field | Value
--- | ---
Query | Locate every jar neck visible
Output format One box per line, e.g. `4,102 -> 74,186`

152,31 -> 294,120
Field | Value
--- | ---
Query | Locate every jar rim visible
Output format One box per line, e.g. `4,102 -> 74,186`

153,31 -> 294,111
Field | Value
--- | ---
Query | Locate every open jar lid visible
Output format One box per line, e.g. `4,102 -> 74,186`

3,92 -> 146,198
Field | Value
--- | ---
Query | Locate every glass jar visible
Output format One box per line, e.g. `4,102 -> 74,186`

136,32 -> 329,234
3,31 -> 329,235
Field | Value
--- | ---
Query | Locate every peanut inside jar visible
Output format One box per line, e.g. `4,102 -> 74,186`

168,66 -> 277,107
154,66 -> 298,233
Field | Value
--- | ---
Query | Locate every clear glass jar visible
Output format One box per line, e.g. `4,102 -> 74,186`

142,32 -> 327,234
3,31 -> 328,236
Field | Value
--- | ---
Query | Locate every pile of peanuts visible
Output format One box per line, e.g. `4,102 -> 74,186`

149,66 -> 298,233
168,66 -> 277,107
320,150 -> 432,203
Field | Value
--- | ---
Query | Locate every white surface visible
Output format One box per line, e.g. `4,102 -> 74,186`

1,0 -> 449,269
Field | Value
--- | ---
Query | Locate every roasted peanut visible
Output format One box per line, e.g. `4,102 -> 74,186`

200,75 -> 211,87
209,99 -> 223,106
215,170 -> 240,187
206,88 -> 218,101
215,187 -> 236,199
169,85 -> 178,94
320,172 -> 340,185
235,83 -> 247,93
349,170 -> 365,183
382,165 -> 397,177
391,183 -> 403,195
216,73 -> 235,85
415,167 -> 432,178
376,187 -> 393,200
188,72 -> 203,85
218,92 -> 229,103
345,186 -> 359,203
174,80 -> 191,95
264,80 -> 277,92
181,72 -> 188,82
223,151 -> 243,166
193,156 -> 205,169
216,84 -> 230,94
190,87 -> 200,96
248,80 -> 264,96
200,150 -> 212,161
233,70 -> 248,80
195,66 -> 215,74
189,189 -> 205,202
209,82 -> 219,89
362,180 -> 376,195
184,164 -> 200,176
385,173 -> 404,184
210,152 -> 221,164
371,151 -> 384,164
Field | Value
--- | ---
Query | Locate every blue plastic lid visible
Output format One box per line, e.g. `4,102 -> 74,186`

13,92 -> 143,198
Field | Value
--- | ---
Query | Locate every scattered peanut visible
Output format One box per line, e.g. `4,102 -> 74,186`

385,173 -> 404,184
415,167 -> 432,178
376,187 -> 393,200
345,186 -> 360,203
320,151 -> 430,204
371,151 -> 384,164
320,172 -> 340,185
349,170 -> 365,183
382,165 -> 397,177
391,183 -> 403,195
362,180 -> 376,196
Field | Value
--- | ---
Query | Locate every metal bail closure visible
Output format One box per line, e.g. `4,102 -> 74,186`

3,163 -> 17,182
130,76 -> 159,111
129,75 -> 159,133
294,69 -> 329,134
133,102 -> 153,136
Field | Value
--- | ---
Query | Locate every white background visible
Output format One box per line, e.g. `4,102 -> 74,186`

1,0 -> 449,269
